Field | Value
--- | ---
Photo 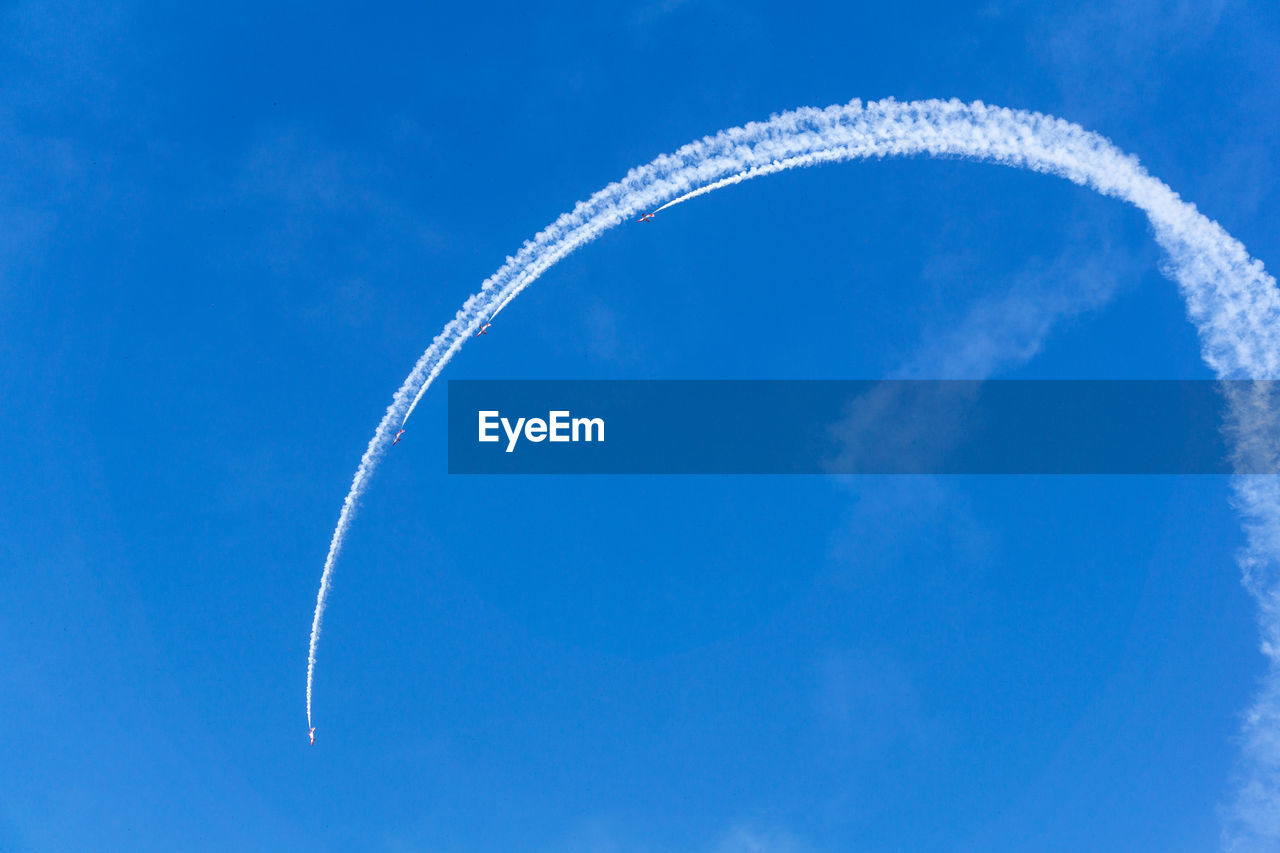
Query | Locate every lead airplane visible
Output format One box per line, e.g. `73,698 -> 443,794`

309,727 -> 316,746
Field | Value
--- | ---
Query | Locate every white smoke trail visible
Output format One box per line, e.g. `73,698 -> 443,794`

653,157 -> 797,213
308,98 -> 1280,846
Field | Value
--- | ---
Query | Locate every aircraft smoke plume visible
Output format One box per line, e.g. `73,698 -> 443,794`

307,99 -> 1280,847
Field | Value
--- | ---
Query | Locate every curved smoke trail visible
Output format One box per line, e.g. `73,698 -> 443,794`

308,98 -> 1280,847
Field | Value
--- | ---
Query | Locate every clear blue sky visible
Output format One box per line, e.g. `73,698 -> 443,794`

2,1 -> 1279,850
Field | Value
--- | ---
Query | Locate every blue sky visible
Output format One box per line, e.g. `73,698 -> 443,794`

2,1 -> 1279,850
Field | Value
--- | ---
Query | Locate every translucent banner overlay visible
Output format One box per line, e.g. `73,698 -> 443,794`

447,380 -> 1280,475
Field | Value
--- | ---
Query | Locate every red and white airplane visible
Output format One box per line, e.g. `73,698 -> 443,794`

392,429 -> 406,446
309,727 -> 316,746
475,323 -> 492,336
636,213 -> 656,223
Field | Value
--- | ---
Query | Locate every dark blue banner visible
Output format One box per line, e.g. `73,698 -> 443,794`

446,380 -> 1280,474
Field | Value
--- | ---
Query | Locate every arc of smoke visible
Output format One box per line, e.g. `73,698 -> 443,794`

307,98 -> 1280,848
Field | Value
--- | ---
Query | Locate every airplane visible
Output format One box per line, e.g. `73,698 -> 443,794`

392,429 -> 406,446
636,213 -> 656,223
309,727 -> 316,746
475,323 -> 492,336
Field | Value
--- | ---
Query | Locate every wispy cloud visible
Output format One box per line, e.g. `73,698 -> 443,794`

815,650 -> 942,764
223,122 -> 448,331
710,825 -> 813,853
539,818 -> 813,853
901,219 -> 1149,379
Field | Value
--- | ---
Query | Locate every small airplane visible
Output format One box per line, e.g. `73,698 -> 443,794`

475,323 -> 492,336
636,213 -> 656,223
392,429 -> 406,446
309,727 -> 316,746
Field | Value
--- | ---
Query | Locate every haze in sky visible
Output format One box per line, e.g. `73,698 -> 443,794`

3,1 -> 1279,851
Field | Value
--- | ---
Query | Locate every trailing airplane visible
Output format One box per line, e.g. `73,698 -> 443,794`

635,212 -> 656,223
392,429 -> 406,446
475,323 -> 492,336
